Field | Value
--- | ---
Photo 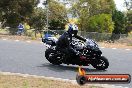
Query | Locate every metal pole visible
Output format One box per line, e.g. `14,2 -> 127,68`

46,4 -> 49,30
43,0 -> 49,33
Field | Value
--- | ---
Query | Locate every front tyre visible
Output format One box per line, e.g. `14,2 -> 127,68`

91,56 -> 109,70
76,74 -> 87,85
45,48 -> 61,65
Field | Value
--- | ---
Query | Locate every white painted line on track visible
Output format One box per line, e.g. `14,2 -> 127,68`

26,41 -> 31,43
15,40 -> 19,42
3,39 -> 7,40
112,48 -> 117,49
125,49 -> 131,51
100,47 -> 105,49
40,42 -> 43,44
99,47 -> 131,51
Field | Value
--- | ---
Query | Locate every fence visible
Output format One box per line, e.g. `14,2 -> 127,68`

0,28 -> 131,42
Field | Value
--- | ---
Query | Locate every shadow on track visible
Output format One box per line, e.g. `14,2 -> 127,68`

37,63 -> 106,73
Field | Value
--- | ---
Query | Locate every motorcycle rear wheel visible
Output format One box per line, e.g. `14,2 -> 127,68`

91,56 -> 109,70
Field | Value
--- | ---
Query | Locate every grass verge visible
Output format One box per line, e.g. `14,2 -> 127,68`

98,42 -> 132,49
0,29 -> 9,34
0,74 -> 103,88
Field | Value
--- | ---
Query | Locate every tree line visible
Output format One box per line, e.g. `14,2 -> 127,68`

0,0 -> 131,34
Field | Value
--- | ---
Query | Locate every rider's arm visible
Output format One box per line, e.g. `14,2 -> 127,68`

74,35 -> 86,42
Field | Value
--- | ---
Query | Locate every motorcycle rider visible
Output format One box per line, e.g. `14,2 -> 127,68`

56,23 -> 86,62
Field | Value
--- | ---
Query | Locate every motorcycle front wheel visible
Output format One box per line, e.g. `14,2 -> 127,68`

91,56 -> 109,70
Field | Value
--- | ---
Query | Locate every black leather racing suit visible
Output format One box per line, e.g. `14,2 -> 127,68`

56,32 -> 86,62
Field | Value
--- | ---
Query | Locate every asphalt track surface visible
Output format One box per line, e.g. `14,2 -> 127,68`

0,39 -> 132,88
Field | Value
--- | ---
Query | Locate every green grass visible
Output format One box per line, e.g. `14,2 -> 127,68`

127,43 -> 132,46
0,29 -> 9,34
0,74 -> 103,88
23,81 -> 30,88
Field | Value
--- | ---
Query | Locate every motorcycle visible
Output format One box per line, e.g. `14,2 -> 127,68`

43,36 -> 109,70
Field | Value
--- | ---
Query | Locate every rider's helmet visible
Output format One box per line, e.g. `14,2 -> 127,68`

67,24 -> 78,36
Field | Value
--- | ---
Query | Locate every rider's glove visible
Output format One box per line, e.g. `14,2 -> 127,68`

86,39 -> 94,46
86,39 -> 90,44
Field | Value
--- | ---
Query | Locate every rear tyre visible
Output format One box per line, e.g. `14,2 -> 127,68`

91,56 -> 109,70
45,48 -> 61,65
